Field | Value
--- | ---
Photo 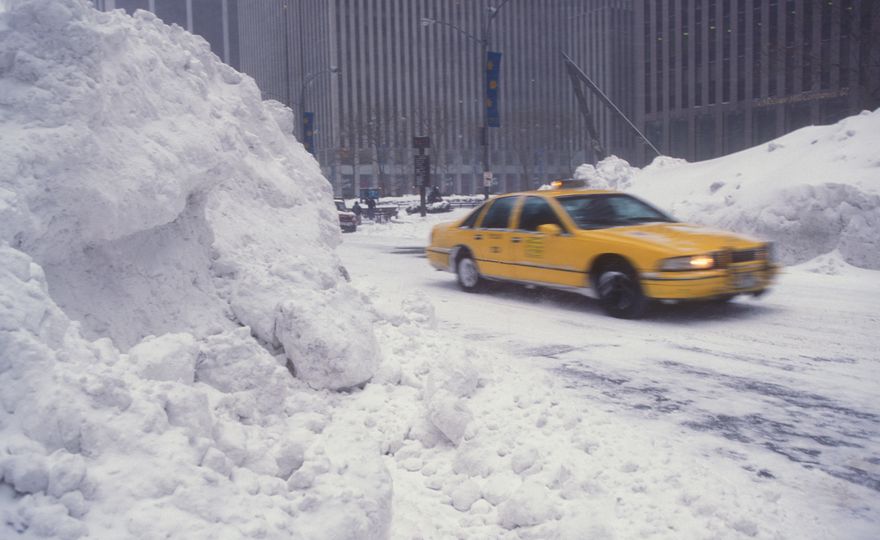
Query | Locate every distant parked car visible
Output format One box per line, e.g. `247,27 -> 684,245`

406,201 -> 452,215
335,199 -> 357,233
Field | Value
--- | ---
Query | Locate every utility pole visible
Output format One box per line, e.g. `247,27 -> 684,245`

297,66 -> 339,154
421,0 -> 512,200
413,136 -> 431,217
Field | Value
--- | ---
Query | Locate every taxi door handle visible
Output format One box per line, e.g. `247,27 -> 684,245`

511,237 -> 521,244
474,234 -> 483,240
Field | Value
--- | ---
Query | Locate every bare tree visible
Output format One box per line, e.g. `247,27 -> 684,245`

507,106 -> 553,191
338,108 -> 400,197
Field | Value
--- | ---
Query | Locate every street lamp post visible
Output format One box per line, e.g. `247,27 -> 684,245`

421,0 -> 512,199
297,66 -> 340,152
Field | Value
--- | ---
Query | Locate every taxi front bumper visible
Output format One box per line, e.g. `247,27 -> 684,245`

641,264 -> 780,300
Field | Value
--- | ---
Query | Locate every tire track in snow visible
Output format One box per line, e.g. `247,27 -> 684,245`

552,353 -> 880,493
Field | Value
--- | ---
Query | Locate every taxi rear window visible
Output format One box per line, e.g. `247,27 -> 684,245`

480,197 -> 518,229
459,203 -> 485,228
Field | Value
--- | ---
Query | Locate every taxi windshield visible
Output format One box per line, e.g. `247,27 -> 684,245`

557,194 -> 674,230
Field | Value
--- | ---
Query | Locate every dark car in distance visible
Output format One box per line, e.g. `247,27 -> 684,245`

335,199 -> 357,233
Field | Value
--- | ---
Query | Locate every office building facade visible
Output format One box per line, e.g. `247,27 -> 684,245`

634,0 -> 880,164
102,0 -> 638,196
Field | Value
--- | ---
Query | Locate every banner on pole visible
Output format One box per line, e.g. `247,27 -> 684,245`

486,51 -> 502,128
303,112 -> 315,154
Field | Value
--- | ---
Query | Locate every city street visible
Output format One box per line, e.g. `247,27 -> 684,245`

340,220 -> 880,504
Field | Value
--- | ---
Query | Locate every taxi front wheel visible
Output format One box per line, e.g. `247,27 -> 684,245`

456,254 -> 484,292
596,262 -> 647,319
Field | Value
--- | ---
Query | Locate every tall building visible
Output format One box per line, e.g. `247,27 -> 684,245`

101,0 -> 638,196
259,0 -> 639,197
634,0 -> 880,164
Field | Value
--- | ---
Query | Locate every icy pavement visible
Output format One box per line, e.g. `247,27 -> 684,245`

338,218 -> 880,535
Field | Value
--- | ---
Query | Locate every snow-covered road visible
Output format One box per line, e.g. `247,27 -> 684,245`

339,219 -> 880,503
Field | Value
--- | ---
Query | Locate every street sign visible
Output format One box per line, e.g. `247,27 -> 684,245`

413,136 -> 431,149
483,171 -> 493,187
415,154 -> 430,178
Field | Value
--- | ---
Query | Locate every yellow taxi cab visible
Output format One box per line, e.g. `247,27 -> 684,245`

426,186 -> 779,318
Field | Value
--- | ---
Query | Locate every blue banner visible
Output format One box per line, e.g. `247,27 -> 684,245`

486,51 -> 502,128
303,112 -> 315,154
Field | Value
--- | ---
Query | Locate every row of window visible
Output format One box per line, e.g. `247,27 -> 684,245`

643,0 -> 855,113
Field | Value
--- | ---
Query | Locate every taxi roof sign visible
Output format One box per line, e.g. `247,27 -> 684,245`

549,178 -> 587,189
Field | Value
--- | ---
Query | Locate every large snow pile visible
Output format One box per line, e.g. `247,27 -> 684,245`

0,0 -> 387,537
0,0 -> 377,387
575,110 -> 880,269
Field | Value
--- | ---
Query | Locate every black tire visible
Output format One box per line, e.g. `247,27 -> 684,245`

455,253 -> 484,292
596,261 -> 648,319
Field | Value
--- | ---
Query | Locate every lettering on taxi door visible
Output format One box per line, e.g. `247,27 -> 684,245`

524,237 -> 544,259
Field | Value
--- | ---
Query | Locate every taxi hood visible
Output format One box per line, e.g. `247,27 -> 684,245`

599,222 -> 764,254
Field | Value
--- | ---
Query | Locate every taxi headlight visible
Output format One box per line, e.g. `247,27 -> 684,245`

659,254 -> 715,271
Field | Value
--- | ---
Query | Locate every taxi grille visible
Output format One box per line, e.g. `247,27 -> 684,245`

731,249 -> 758,263
714,248 -> 766,268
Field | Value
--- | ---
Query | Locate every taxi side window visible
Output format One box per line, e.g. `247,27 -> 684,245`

459,204 -> 485,229
518,196 -> 565,232
480,197 -> 517,229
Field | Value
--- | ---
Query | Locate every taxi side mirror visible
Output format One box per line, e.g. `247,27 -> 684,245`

537,223 -> 562,236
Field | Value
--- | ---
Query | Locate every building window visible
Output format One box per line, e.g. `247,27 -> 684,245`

723,110 -> 745,153
752,107 -> 776,144
752,0 -> 762,98
708,61 -> 717,105
192,0 -> 225,57
115,0 -> 148,15
155,0 -> 188,27
768,0 -> 778,96
802,0 -> 813,91
696,114 -> 715,160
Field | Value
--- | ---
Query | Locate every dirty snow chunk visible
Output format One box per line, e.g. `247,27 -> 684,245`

451,479 -> 482,511
272,442 -> 305,479
482,473 -> 522,506
406,415 -> 445,449
275,289 -> 381,390
424,355 -> 479,400
127,333 -> 197,384
573,156 -> 640,191
0,246 -> 68,347
162,387 -> 213,438
497,481 -> 558,529
195,328 -> 284,393
510,446 -> 540,475
732,519 -> 759,537
558,516 -> 615,540
7,456 -> 49,494
401,290 -> 437,328
47,453 -> 86,498
426,389 -> 473,446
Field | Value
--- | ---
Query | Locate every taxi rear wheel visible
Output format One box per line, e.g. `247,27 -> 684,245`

596,262 -> 647,319
456,254 -> 484,292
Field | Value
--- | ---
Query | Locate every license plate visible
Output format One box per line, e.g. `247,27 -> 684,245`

732,272 -> 758,290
